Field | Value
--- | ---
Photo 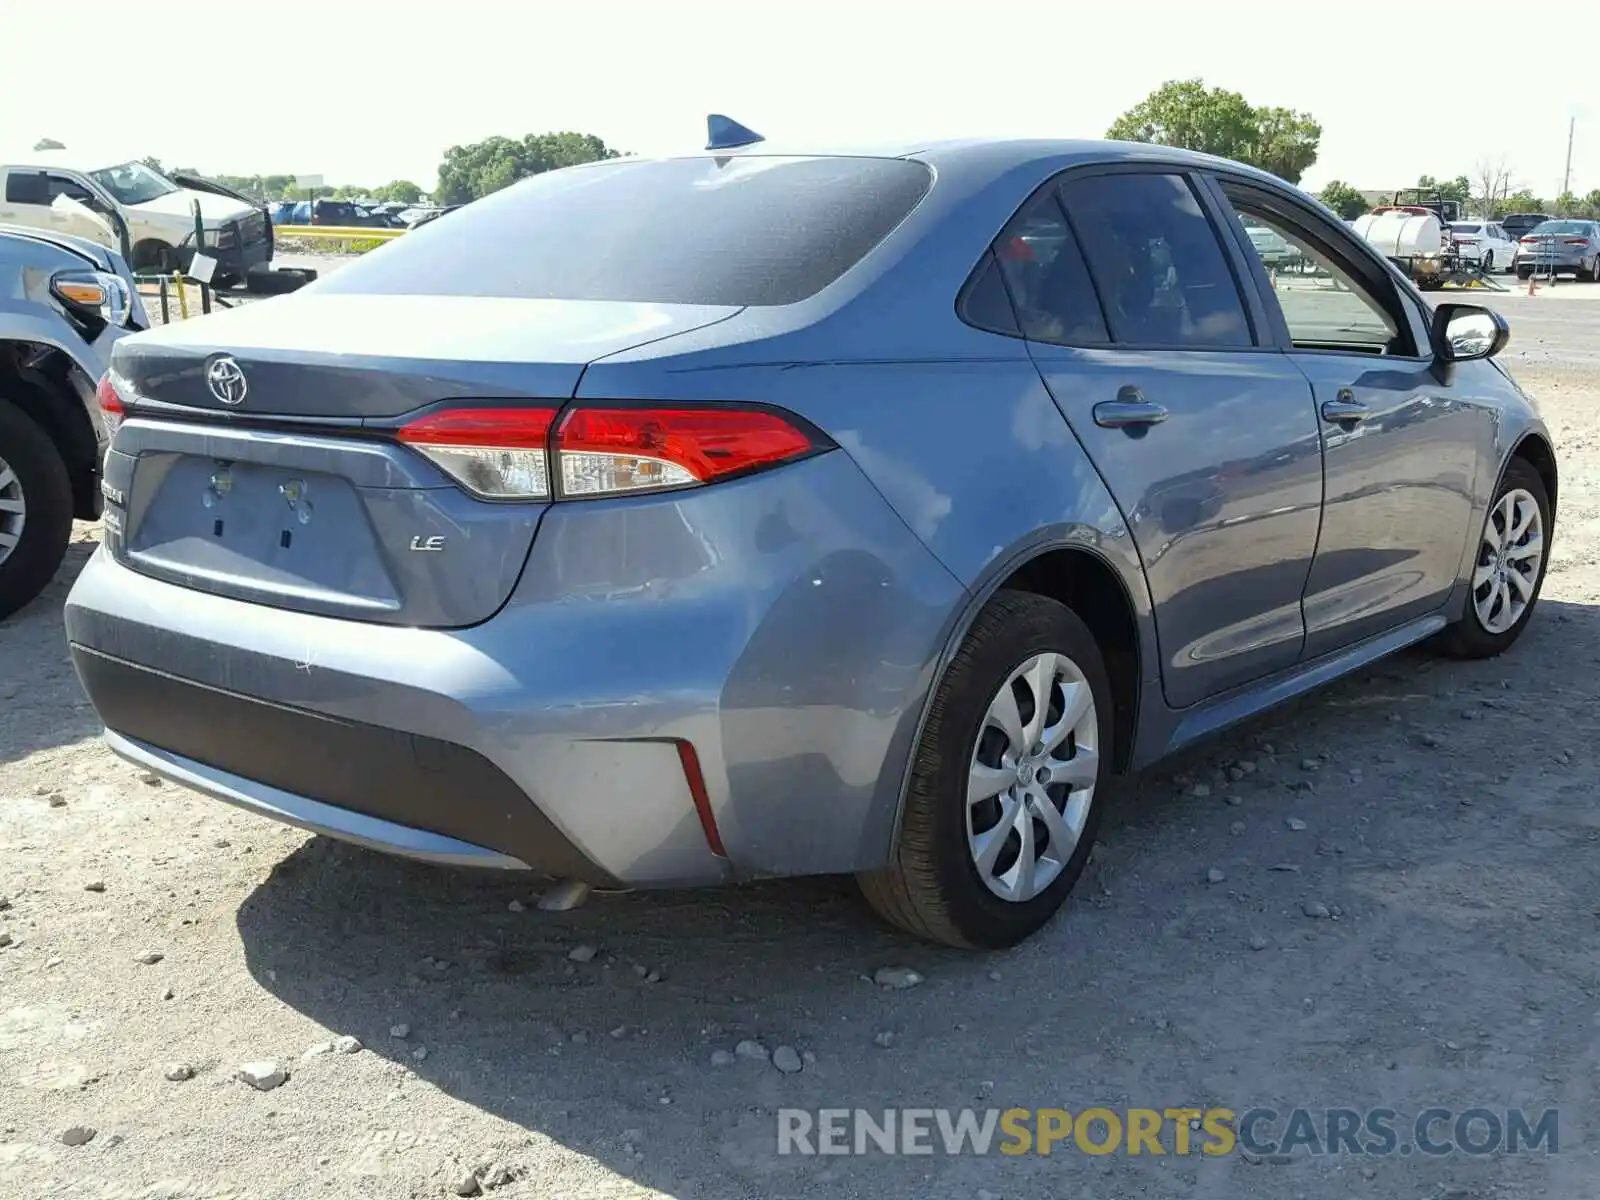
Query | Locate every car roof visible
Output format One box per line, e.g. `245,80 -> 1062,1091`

603,136 -> 1297,197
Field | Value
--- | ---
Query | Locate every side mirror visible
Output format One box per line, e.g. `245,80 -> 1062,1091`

1431,302 -> 1510,362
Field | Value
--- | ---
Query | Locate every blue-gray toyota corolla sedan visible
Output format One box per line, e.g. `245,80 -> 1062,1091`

65,129 -> 1557,948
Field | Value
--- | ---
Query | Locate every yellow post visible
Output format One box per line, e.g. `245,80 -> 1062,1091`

173,270 -> 189,320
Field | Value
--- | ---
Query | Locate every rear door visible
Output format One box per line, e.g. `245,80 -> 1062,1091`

1017,166 -> 1325,709
1208,174 -> 1477,657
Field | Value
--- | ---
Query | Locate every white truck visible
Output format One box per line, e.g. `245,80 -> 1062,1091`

0,147 -> 272,285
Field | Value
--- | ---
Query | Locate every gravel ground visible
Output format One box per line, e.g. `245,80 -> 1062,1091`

3,285 -> 1599,1199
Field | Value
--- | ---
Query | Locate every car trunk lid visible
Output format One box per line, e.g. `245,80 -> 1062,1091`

103,293 -> 740,627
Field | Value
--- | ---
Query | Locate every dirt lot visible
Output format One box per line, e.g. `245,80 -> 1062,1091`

3,285 -> 1600,1199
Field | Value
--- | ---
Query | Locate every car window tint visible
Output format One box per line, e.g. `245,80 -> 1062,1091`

317,156 -> 933,306
958,251 -> 1021,336
989,193 -> 1108,345
1221,191 -> 1400,355
1058,172 -> 1251,348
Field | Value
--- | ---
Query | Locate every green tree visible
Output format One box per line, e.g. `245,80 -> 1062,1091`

1498,189 -> 1546,217
1106,79 -> 1321,183
374,179 -> 423,204
434,131 -> 620,204
1318,180 -> 1370,220
1585,189 -> 1600,217
1552,191 -> 1580,216
33,137 -> 65,151
1416,174 -> 1471,204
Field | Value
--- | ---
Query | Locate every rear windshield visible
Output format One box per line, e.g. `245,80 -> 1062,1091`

316,156 -> 933,306
1450,223 -> 1484,233
1530,220 -> 1591,236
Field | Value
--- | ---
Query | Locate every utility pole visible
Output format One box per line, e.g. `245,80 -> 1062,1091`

1562,116 -> 1575,198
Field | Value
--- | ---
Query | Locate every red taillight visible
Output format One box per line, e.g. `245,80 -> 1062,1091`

396,403 -> 822,501
1563,238 -> 1588,246
96,372 -> 126,442
555,406 -> 817,497
1520,237 -> 1539,244
397,405 -> 559,498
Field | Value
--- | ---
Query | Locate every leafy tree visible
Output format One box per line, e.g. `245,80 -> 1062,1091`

374,180 -> 423,204
33,137 -> 65,151
1498,189 -> 1546,217
1106,79 -> 1321,183
1416,174 -> 1471,204
1552,191 -> 1580,216
1318,180 -> 1370,220
435,132 -> 620,204
1585,189 -> 1600,218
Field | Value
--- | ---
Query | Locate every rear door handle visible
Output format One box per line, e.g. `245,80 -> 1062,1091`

1320,390 -> 1369,424
1093,387 -> 1169,430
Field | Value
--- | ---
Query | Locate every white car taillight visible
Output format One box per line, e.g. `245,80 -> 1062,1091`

395,403 -> 823,501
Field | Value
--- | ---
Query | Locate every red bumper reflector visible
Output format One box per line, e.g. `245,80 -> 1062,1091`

675,739 -> 726,858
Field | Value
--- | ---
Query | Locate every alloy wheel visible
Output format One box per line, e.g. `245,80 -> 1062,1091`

966,651 -> 1099,903
1472,487 -> 1543,635
0,452 -> 25,568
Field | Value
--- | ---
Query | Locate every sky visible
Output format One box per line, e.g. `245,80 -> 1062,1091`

6,0 -> 1596,200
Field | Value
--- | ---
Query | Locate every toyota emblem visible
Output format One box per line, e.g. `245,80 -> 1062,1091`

206,356 -> 248,406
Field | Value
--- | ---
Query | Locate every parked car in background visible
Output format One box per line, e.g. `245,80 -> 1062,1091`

309,199 -> 394,228
1449,220 -> 1516,272
1,224 -> 146,618
1243,221 -> 1303,269
66,135 -> 1556,948
1514,219 -> 1600,281
0,147 -> 271,282
1499,212 -> 1551,242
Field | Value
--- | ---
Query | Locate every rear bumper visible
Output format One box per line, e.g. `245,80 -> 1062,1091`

75,646 -> 606,878
63,451 -> 962,885
1516,252 -> 1587,270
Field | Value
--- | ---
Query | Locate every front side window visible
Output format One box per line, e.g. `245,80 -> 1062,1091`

1221,185 -> 1406,356
1058,172 -> 1252,348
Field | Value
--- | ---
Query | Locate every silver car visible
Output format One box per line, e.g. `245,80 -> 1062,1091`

1,224 -> 145,618
1514,219 -> 1600,280
65,135 -> 1556,948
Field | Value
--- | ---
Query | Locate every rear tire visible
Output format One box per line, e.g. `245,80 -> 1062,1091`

1517,265 -> 1533,280
1433,458 -> 1550,659
0,400 -> 74,621
858,591 -> 1112,949
1587,256 -> 1600,283
1481,251 -> 1494,273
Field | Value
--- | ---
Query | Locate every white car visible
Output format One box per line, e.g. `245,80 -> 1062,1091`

1448,221 -> 1516,273
0,147 -> 271,282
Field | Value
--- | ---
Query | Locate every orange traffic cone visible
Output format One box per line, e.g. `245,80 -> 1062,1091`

1527,269 -> 1538,296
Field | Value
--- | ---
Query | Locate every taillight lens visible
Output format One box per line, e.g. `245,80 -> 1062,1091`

556,406 -> 817,497
397,406 -> 558,498
96,372 -> 127,443
1563,238 -> 1588,246
395,403 -> 822,500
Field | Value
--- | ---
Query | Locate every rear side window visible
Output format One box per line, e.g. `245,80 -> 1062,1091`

987,193 -> 1109,344
317,156 -> 933,306
1059,172 -> 1252,348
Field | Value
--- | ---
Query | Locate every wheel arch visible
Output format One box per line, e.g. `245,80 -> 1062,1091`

0,340 -> 102,520
1510,430 -> 1558,519
890,535 -> 1151,826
